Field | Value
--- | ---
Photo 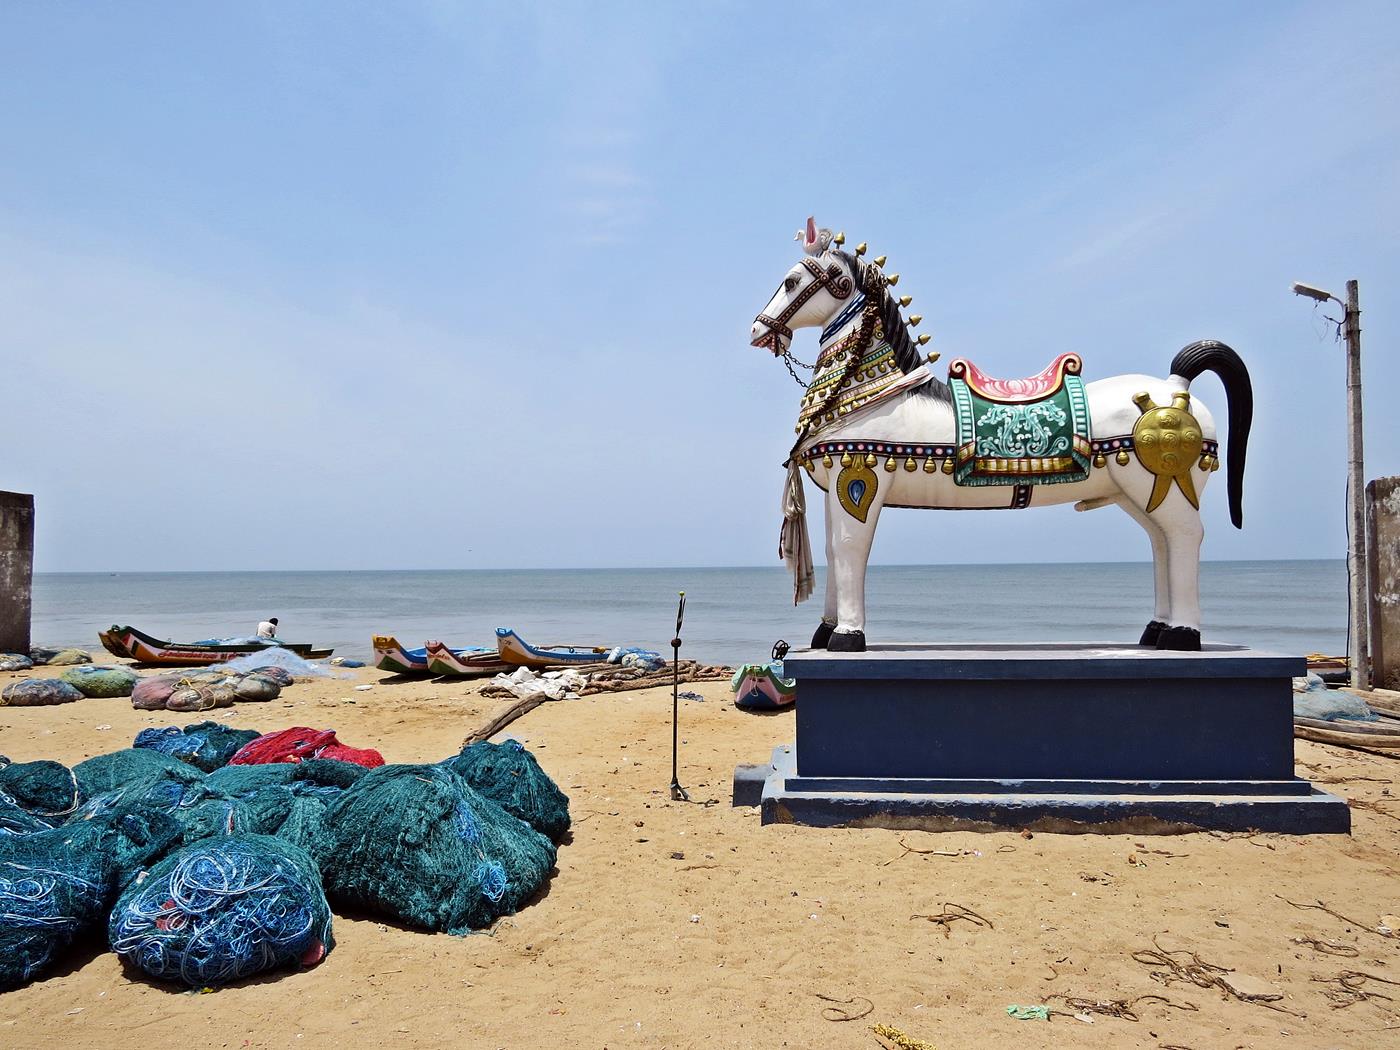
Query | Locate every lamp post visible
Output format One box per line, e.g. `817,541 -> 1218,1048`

1291,279 -> 1369,689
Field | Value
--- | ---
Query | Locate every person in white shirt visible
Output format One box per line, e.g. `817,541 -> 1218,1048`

256,617 -> 279,640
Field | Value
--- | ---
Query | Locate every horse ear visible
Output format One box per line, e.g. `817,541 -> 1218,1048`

805,216 -> 817,247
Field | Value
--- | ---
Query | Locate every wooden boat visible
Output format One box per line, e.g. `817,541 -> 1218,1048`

372,635 -> 431,675
99,625 -> 333,667
494,628 -> 611,669
731,662 -> 797,711
425,641 -> 512,678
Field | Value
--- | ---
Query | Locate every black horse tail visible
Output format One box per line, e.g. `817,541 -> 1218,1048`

1170,339 -> 1252,529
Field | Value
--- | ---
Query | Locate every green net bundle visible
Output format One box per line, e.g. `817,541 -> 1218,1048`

440,740 -> 571,842
0,810 -> 181,990
133,723 -> 261,773
0,757 -> 81,821
58,665 -> 139,698
311,764 -> 556,934
74,749 -> 194,799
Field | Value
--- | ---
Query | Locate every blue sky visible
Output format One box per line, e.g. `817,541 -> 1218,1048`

2,1 -> 1396,571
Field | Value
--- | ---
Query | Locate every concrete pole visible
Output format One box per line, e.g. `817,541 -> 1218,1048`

0,492 -> 35,656
1344,280 -> 1370,690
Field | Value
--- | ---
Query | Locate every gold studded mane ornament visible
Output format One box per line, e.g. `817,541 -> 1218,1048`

1131,390 -> 1204,512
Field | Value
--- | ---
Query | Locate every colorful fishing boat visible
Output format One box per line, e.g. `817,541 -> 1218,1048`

372,635 -> 431,675
494,628 -> 611,669
425,641 -> 512,678
99,625 -> 333,667
731,661 -> 797,711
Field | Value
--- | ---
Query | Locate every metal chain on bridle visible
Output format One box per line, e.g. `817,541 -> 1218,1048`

782,265 -> 884,467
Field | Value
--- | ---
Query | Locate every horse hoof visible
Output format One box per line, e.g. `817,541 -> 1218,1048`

827,630 -> 866,653
1156,626 -> 1202,652
1139,620 -> 1169,646
811,622 -> 835,649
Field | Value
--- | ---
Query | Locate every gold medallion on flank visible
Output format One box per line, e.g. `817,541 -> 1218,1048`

836,458 -> 879,523
1131,390 -> 1205,512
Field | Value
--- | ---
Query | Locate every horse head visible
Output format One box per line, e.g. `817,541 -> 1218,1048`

751,216 -> 861,355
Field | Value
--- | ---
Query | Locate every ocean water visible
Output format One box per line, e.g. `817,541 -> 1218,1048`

31,561 -> 1345,667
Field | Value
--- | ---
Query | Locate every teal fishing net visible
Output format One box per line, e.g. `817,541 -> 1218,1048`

311,764 -> 556,934
0,758 -> 81,820
74,749 -> 194,799
441,740 -> 571,841
134,723 -> 262,773
59,665 -> 139,699
0,810 -> 181,990
109,834 -> 333,988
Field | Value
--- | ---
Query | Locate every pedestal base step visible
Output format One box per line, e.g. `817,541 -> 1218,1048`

747,747 -> 1351,835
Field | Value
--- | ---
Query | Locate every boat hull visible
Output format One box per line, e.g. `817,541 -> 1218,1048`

494,628 -> 611,669
372,635 -> 430,675
99,625 -> 332,667
425,641 -> 512,678
732,663 -> 797,711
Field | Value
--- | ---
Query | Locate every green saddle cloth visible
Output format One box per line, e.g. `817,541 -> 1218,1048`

949,374 -> 1092,487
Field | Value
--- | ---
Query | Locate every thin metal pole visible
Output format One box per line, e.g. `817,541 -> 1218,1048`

670,591 -> 689,801
1344,280 -> 1371,690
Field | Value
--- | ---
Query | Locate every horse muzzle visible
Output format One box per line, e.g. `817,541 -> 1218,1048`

751,320 -> 789,355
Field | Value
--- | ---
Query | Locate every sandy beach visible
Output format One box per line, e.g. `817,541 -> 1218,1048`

0,663 -> 1395,1050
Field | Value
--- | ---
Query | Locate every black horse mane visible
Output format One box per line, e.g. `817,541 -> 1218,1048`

830,249 -> 951,404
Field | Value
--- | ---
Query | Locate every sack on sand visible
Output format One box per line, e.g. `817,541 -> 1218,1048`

440,740 -> 571,842
233,675 -> 281,702
45,649 -> 92,666
0,654 -> 33,672
109,834 -> 333,988
131,676 -> 181,710
60,665 -> 139,699
311,763 -> 555,934
1,678 -> 85,707
167,682 -> 236,713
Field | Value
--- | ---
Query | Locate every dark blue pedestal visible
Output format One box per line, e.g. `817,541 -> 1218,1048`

742,643 -> 1349,835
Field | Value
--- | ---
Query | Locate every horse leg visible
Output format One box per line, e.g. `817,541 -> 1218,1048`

1115,497 -> 1172,645
811,507 -> 838,649
1156,505 -> 1204,650
825,483 -> 884,653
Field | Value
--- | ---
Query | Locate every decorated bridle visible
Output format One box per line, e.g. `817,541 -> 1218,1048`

753,256 -> 855,353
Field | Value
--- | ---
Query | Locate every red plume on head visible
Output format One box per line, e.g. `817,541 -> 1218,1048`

805,216 -> 817,247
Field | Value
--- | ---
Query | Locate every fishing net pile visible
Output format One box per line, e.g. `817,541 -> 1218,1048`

228,727 -> 385,769
108,834 -> 333,988
134,723 -> 261,772
441,740 -> 571,842
311,763 -> 556,933
0,808 -> 180,991
0,730 -> 566,991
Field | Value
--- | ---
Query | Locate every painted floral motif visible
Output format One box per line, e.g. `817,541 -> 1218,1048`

975,401 -> 1070,458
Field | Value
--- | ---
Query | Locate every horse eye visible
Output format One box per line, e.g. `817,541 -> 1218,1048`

784,275 -> 799,292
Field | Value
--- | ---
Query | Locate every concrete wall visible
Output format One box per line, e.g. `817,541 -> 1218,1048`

1369,476 -> 1400,691
0,492 -> 35,655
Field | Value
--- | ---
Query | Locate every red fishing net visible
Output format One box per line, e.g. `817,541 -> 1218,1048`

227,727 -> 384,769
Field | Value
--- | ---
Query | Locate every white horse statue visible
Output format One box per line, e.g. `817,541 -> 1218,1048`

751,218 -> 1252,653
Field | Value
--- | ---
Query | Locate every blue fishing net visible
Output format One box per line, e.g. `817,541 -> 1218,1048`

440,740 -> 571,841
311,764 -> 556,934
0,810 -> 181,990
134,723 -> 261,773
109,834 -> 333,988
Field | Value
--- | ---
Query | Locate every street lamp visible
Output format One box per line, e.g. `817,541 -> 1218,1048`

1291,279 -> 1369,690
